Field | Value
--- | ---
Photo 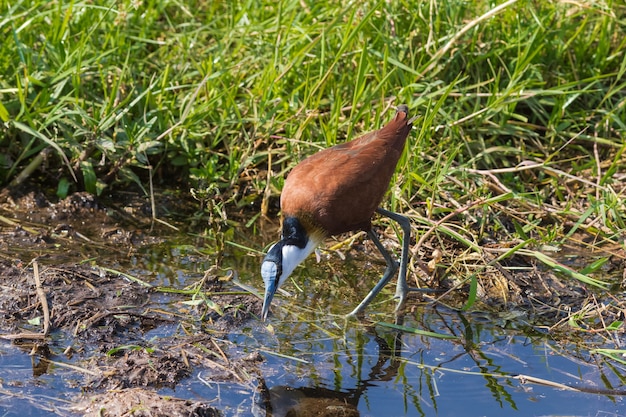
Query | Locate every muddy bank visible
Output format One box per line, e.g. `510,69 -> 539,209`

0,186 -> 263,416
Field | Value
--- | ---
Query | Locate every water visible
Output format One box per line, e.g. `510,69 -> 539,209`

218,238 -> 626,417
0,338 -> 81,416
1,233 -> 625,417
232,308 -> 624,417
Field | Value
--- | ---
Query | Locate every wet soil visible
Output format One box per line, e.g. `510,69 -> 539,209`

0,185 -> 263,416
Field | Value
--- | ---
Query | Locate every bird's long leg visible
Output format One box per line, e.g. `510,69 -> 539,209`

346,228 -> 398,318
375,208 -> 411,311
377,208 -> 441,310
347,208 -> 430,318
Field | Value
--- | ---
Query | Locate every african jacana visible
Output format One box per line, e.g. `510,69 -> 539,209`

261,105 -> 418,320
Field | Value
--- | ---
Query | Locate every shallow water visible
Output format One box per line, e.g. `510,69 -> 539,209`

1,228 -> 625,417
245,314 -> 624,417
192,235 -> 626,417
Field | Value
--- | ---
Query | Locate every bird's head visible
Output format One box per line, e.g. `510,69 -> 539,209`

261,217 -> 321,320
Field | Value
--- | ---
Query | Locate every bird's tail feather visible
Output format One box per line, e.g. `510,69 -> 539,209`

396,104 -> 417,126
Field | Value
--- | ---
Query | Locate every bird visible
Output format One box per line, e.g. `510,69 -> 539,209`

261,104 -> 418,320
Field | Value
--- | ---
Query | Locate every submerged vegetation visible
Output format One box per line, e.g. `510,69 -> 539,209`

1,0 -> 626,367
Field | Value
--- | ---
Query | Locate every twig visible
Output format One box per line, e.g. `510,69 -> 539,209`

33,261 -> 50,337
413,198 -> 487,256
465,160 -> 607,190
146,162 -> 179,232
0,332 -> 46,340
0,214 -> 40,235
210,338 -> 230,366
43,358 -> 101,376
0,260 -> 50,340
9,149 -> 47,186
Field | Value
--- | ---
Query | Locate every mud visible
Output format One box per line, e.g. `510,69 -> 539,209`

73,389 -> 222,417
0,185 -> 262,416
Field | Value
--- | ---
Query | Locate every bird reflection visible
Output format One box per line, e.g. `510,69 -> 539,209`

254,319 -> 405,417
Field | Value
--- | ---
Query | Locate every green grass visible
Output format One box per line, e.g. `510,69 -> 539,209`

1,1 -> 626,307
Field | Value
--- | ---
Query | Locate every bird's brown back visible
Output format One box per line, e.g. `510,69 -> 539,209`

281,108 -> 413,236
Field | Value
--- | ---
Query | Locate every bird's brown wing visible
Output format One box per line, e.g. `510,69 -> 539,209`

281,130 -> 404,235
281,108 -> 412,235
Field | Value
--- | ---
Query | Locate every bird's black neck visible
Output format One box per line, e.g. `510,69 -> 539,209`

281,217 -> 308,249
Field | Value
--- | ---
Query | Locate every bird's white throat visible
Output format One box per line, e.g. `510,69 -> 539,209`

280,238 -> 318,285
